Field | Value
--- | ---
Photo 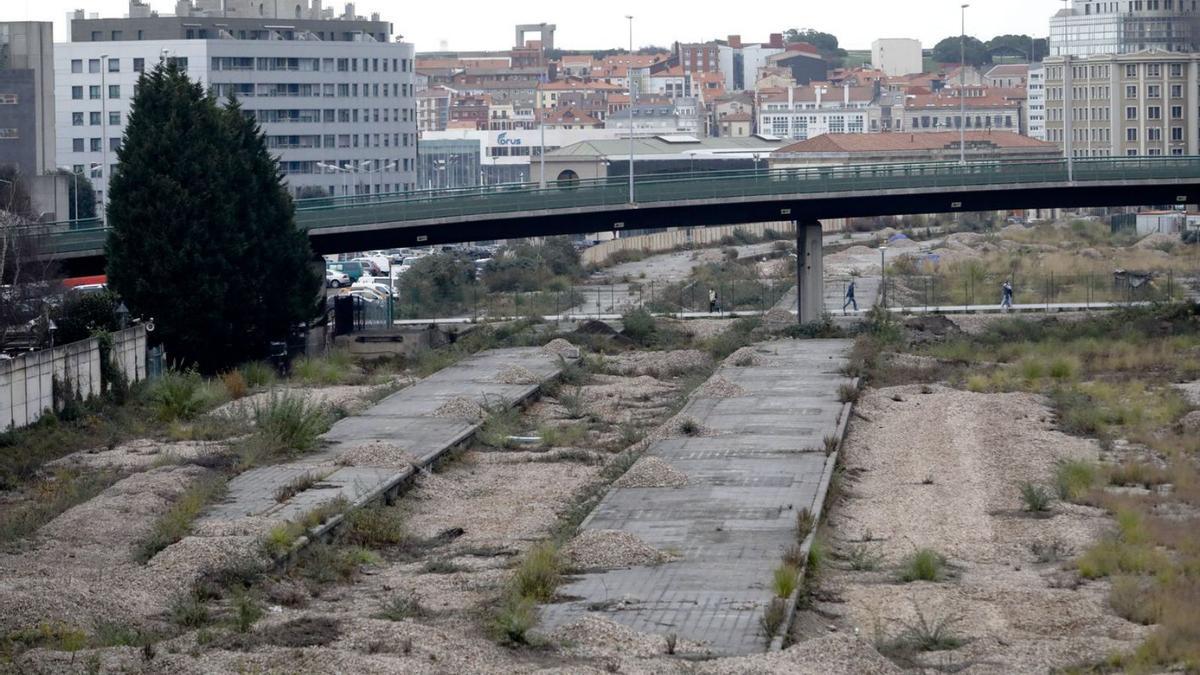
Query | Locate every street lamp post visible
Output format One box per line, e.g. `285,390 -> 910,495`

626,15 -> 635,205
959,5 -> 969,165
100,53 -> 109,226
879,245 -> 889,310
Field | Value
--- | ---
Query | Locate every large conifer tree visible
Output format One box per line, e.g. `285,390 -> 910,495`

106,63 -> 318,373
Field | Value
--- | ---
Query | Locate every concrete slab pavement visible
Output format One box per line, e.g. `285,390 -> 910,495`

539,339 -> 851,656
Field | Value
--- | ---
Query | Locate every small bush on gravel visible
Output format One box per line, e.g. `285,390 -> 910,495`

539,422 -> 587,448
795,508 -> 815,542
135,474 -> 227,563
291,351 -> 358,385
1109,576 -> 1161,625
1019,481 -> 1054,513
477,405 -> 520,448
899,548 -> 946,582
808,537 -> 828,575
845,543 -> 885,571
274,472 -> 321,503
1029,538 -> 1071,563
169,591 -> 210,628
378,593 -> 426,620
558,356 -> 591,387
888,602 -> 966,653
783,545 -> 805,567
493,593 -> 537,644
772,564 -> 800,598
513,542 -> 561,602
92,621 -> 145,647
239,361 -> 277,389
759,597 -> 787,638
679,417 -> 701,436
621,308 -> 658,346
251,392 -> 329,456
344,505 -> 407,547
232,590 -> 263,633
1055,460 -> 1098,501
221,370 -> 248,400
557,387 -> 587,419
837,383 -> 859,404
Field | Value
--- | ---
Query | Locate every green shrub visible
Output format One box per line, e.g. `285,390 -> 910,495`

759,597 -> 787,638
513,542 -> 561,602
1055,460 -> 1098,501
493,593 -> 537,644
251,391 -> 329,456
344,506 -> 407,548
262,522 -> 304,559
1019,481 -> 1054,513
1077,537 -> 1168,579
621,308 -> 657,345
477,405 -> 520,448
795,508 -> 815,542
232,591 -> 263,633
169,591 -> 210,628
899,548 -> 946,582
808,537 -> 828,575
1109,576 -> 1161,625
845,543 -> 884,571
772,564 -> 800,598
837,383 -> 859,403
239,361 -> 277,389
378,593 -> 426,621
149,371 -> 209,422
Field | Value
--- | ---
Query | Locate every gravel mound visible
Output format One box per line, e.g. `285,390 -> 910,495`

694,376 -> 748,398
493,365 -> 539,385
726,346 -> 764,366
1133,232 -> 1177,250
604,349 -> 711,377
763,308 -> 794,327
542,338 -> 580,358
432,396 -> 485,420
48,438 -> 229,470
614,457 -> 688,488
563,530 -> 671,569
697,634 -> 900,674
336,441 -> 418,468
552,615 -> 710,658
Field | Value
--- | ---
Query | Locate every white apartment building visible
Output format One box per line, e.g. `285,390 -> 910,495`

55,33 -> 416,205
871,38 -> 923,77
1028,64 -> 1047,139
757,84 -> 879,140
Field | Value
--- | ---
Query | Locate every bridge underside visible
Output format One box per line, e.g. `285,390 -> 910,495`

56,180 -> 1199,280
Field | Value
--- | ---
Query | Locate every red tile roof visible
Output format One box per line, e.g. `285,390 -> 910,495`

777,131 -> 1056,154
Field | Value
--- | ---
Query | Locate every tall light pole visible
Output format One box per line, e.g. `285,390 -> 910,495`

626,15 -> 635,205
959,5 -> 969,165
100,53 -> 109,226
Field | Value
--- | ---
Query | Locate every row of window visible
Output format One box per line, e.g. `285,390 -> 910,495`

265,132 -> 414,149
251,107 -> 416,124
1048,62 -> 1189,81
209,56 -> 412,73
70,84 -> 122,100
70,137 -> 121,153
69,56 -> 186,74
71,111 -> 122,126
210,82 -> 413,99
909,115 -> 1016,129
280,159 -> 414,175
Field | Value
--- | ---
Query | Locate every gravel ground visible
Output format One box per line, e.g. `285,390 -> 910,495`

1172,380 -> 1200,406
551,615 -> 708,659
602,349 -> 711,377
47,438 -> 229,470
815,384 -> 1150,672
613,457 -> 689,488
563,530 -> 672,569
210,384 -> 384,418
542,338 -> 580,358
696,634 -> 900,674
657,318 -> 736,340
694,376 -> 749,398
947,312 -> 1101,336
725,346 -> 765,366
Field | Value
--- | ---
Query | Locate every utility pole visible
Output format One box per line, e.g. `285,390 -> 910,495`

959,4 -> 969,165
627,15 -> 635,205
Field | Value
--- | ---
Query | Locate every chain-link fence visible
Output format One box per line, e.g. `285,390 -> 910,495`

880,270 -> 1190,310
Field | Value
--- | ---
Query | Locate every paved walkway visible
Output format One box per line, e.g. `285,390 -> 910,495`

540,339 -> 852,655
200,348 -> 564,529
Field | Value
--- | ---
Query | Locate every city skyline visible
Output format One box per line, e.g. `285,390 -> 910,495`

2,0 -> 1056,52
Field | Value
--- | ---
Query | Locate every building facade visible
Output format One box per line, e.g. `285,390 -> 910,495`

1043,51 -> 1200,156
757,84 -> 880,140
898,92 -> 1023,134
56,19 -> 416,204
1,21 -> 67,219
871,38 -> 923,77
1050,0 -> 1200,57
1028,64 -> 1047,139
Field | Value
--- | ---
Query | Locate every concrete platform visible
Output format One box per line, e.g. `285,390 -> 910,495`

539,339 -> 851,656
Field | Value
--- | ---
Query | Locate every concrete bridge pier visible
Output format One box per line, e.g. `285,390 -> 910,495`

796,220 -> 824,323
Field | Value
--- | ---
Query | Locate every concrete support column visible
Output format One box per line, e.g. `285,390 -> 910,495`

796,220 -> 824,323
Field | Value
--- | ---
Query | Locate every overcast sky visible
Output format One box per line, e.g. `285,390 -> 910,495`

2,0 -> 1059,52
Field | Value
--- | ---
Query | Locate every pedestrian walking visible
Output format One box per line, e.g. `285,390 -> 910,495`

708,288 -> 717,313
1000,280 -> 1014,309
843,280 -> 858,314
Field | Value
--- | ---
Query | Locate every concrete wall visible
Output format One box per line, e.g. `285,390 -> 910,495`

0,325 -> 146,430
582,220 -> 846,267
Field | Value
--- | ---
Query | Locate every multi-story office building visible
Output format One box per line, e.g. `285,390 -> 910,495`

1050,0 -> 1200,57
56,6 -> 416,206
1043,51 -> 1200,156
871,38 -> 923,77
1,21 -> 68,219
719,34 -> 786,92
757,84 -> 880,140
898,91 -> 1024,134
1028,64 -> 1047,139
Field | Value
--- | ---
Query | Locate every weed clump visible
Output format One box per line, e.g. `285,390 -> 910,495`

1018,481 -> 1054,513
899,548 -> 946,582
1055,460 -> 1098,502
250,391 -> 329,457
772,564 -> 800,598
134,474 -> 227,563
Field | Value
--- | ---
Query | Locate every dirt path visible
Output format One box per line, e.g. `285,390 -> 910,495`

808,384 -> 1150,672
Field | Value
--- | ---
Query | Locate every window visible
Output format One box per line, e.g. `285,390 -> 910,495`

1171,63 -> 1184,77
1126,64 -> 1137,77
107,58 -> 119,72
1172,84 -> 1183,98
1127,127 -> 1138,141
90,137 -> 101,152
109,137 -> 120,151
89,111 -> 101,125
1173,148 -> 1185,156
89,85 -> 101,100
1147,64 -> 1161,77
72,138 -> 84,152
1148,85 -> 1160,98
1172,127 -> 1184,141
88,59 -> 100,73
1148,127 -> 1162,141
1127,149 -> 1139,156
72,86 -> 83,100
133,58 -> 145,73
72,112 -> 84,126
1126,85 -> 1137,98
71,59 -> 83,73
109,111 -> 120,125
1126,106 -> 1138,120
108,85 -> 120,99
1172,105 -> 1184,119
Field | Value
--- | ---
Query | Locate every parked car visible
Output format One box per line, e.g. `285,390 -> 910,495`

353,276 -> 398,299
327,261 -> 366,282
326,268 -> 351,288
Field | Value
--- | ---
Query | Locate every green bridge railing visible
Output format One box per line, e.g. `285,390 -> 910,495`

26,157 -> 1200,257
